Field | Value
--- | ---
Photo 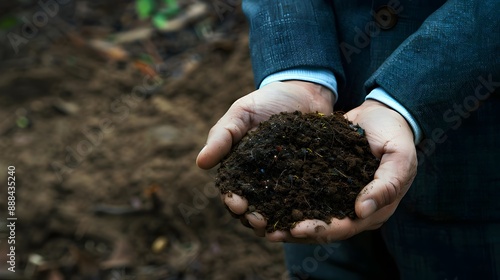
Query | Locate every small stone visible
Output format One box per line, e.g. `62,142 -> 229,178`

152,236 -> 169,253
148,125 -> 180,145
52,98 -> 80,115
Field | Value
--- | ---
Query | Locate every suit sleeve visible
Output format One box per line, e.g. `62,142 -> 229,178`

242,0 -> 345,89
365,0 -> 500,138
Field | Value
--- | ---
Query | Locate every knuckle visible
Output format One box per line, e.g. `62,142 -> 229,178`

380,178 -> 400,206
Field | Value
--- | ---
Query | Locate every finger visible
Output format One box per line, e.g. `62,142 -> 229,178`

246,212 -> 267,229
265,230 -> 303,243
290,219 -> 329,238
196,102 -> 252,170
290,218 -> 357,241
196,125 -> 234,169
250,222 -> 266,238
265,230 -> 321,244
244,212 -> 267,237
224,192 -> 248,215
222,193 -> 241,219
356,140 -> 416,218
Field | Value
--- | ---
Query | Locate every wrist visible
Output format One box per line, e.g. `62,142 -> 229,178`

363,100 -> 414,141
283,80 -> 335,110
366,88 -> 422,144
259,67 -> 339,104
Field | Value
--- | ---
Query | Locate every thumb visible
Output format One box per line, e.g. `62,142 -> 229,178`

355,140 -> 416,218
196,102 -> 252,169
196,121 -> 239,169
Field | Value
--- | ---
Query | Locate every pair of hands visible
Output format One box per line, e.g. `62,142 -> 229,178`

196,81 -> 417,243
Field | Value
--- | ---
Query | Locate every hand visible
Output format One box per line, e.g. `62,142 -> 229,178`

243,100 -> 418,243
196,81 -> 334,235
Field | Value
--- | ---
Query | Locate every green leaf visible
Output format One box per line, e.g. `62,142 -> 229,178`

136,0 -> 155,19
164,0 -> 179,9
139,53 -> 154,64
163,0 -> 180,17
16,117 -> 29,129
152,13 -> 169,29
0,16 -> 17,30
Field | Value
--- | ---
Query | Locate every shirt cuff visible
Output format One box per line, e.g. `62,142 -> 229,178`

259,67 -> 339,103
366,88 -> 423,144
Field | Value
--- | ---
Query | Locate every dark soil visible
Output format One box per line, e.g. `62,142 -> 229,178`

216,112 -> 379,232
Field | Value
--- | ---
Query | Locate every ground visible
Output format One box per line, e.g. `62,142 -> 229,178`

0,1 -> 286,279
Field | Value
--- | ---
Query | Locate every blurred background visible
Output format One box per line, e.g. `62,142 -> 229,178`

0,1 -> 285,279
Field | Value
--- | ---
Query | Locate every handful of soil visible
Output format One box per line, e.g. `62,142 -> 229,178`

216,111 -> 379,232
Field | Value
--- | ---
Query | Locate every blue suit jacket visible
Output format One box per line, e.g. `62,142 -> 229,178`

243,0 -> 500,277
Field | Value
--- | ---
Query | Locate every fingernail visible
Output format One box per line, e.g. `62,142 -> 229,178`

251,212 -> 263,221
247,213 -> 261,228
360,199 -> 377,218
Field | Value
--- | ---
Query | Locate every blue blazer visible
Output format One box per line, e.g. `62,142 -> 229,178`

243,1 -> 500,277
243,0 -> 500,221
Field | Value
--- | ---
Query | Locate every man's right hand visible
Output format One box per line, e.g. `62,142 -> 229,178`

196,80 -> 334,236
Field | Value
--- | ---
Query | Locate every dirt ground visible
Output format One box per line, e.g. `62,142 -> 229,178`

0,1 -> 286,279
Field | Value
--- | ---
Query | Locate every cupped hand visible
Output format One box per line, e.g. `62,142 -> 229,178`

245,100 -> 418,243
